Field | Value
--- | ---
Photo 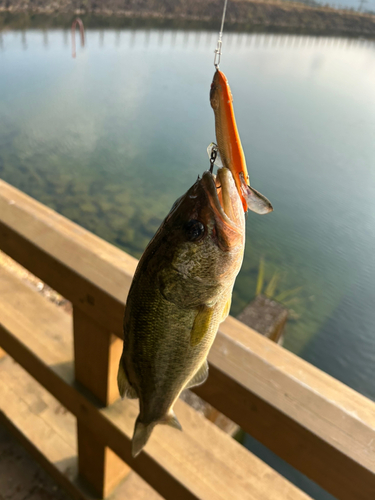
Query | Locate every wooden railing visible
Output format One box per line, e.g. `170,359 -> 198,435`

0,178 -> 374,500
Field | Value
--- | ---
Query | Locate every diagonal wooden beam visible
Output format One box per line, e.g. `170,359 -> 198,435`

1,179 -> 375,500
0,268 -> 308,500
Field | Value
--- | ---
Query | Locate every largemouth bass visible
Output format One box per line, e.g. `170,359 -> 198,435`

210,69 -> 273,215
118,167 -> 245,457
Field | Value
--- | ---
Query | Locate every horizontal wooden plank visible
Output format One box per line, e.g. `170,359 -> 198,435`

0,266 -> 309,500
0,179 -> 133,335
1,179 -> 375,499
0,356 -> 162,500
199,317 -> 375,500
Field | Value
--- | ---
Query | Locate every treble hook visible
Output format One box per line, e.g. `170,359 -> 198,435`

209,146 -> 218,173
71,18 -> 85,59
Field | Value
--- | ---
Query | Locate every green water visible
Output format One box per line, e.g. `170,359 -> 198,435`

1,27 -> 375,373
1,27 -> 375,499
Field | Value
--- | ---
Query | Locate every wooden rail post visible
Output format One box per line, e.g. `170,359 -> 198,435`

73,307 -> 130,497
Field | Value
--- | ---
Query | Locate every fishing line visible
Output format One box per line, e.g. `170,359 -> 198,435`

214,0 -> 229,69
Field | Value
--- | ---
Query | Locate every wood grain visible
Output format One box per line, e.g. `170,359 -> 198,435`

0,356 -> 161,500
0,266 -> 310,500
196,320 -> 375,499
73,308 -> 130,496
1,179 -> 375,499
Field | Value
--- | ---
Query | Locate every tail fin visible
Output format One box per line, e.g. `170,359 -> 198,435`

132,411 -> 182,457
132,418 -> 155,457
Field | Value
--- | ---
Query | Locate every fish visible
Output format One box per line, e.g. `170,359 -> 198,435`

210,69 -> 273,215
118,166 -> 245,457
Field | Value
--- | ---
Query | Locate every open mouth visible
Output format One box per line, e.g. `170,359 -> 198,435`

201,168 -> 243,231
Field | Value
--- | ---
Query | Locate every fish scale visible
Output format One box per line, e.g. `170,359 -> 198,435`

118,167 -> 245,457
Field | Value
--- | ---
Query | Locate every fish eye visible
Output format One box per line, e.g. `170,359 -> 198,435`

185,220 -> 205,242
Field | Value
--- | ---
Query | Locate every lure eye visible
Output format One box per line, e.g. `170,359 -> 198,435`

185,220 -> 205,242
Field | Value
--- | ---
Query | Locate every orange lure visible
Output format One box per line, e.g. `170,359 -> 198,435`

210,69 -> 273,215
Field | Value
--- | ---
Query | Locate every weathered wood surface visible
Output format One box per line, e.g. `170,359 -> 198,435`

237,294 -> 288,343
0,179 -> 135,335
196,317 -> 375,500
1,179 -> 375,499
0,360 -> 74,500
0,421 -> 71,500
180,389 -> 239,437
0,266 -> 309,500
73,308 -> 130,496
0,356 -> 162,500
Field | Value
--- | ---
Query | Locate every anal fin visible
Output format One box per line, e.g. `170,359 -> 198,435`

184,360 -> 209,390
160,410 -> 182,431
132,418 -> 154,457
132,412 -> 181,458
117,361 -> 138,399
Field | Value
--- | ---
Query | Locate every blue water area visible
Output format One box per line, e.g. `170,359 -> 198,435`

0,29 -> 374,499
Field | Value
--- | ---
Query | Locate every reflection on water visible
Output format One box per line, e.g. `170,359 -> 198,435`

0,29 -> 374,498
2,29 -> 375,51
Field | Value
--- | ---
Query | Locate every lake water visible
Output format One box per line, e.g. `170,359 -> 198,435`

0,28 -> 374,499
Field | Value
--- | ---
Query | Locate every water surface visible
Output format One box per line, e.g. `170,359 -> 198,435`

0,29 -> 374,499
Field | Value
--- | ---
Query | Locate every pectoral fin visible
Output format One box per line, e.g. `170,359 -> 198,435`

239,172 -> 273,215
117,361 -> 138,399
221,296 -> 232,322
190,305 -> 214,347
185,360 -> 209,389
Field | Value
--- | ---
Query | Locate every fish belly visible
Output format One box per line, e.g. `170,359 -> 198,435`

123,283 -> 225,426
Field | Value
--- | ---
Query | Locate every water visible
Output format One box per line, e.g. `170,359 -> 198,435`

0,29 -> 374,499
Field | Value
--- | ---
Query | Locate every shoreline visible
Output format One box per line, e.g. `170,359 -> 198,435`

1,0 -> 375,37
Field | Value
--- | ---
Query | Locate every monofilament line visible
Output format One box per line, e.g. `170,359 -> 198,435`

214,0 -> 229,69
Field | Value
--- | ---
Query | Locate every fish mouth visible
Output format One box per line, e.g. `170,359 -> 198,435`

201,168 -> 244,235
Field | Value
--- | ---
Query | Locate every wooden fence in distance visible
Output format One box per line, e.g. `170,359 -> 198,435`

0,178 -> 374,500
